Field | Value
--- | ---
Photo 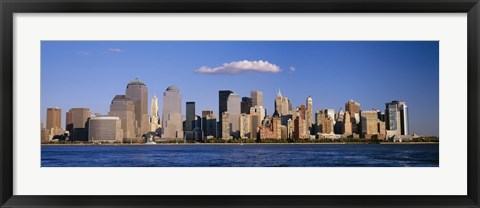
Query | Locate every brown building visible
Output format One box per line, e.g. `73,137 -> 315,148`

249,106 -> 264,140
343,111 -> 353,136
360,110 -> 386,140
125,78 -> 149,137
66,108 -> 92,141
345,100 -> 360,117
293,116 -> 309,139
46,107 -> 62,130
316,109 -> 335,135
299,105 -> 306,120
259,113 -> 282,140
108,95 -> 136,142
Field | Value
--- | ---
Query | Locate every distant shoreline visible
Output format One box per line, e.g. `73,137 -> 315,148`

41,142 -> 439,146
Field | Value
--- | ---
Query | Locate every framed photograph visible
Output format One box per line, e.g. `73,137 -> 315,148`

1,0 -> 479,207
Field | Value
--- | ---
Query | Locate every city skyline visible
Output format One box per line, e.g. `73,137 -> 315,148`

41,41 -> 439,136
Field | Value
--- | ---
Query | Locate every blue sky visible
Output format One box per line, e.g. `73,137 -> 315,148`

41,41 -> 439,136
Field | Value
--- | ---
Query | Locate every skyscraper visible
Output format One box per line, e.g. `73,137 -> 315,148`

46,107 -> 62,130
345,100 -> 361,117
185,102 -> 196,131
162,86 -> 183,139
66,108 -> 92,141
149,93 -> 160,133
125,78 -> 149,136
239,113 -> 251,139
306,96 -> 313,130
241,97 -> 252,114
275,89 -> 290,116
345,100 -> 361,133
227,93 -> 240,138
204,113 -> 217,139
108,95 -> 136,142
201,110 -> 214,137
249,105 -> 265,140
218,90 -> 233,136
385,101 -> 409,135
222,112 -> 231,140
251,90 -> 263,107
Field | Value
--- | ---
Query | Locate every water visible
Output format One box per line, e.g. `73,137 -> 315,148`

41,144 -> 439,167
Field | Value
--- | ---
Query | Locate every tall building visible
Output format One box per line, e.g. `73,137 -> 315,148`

125,78 -> 149,136
149,93 -> 161,133
108,95 -> 136,142
222,112 -> 231,140
204,113 -> 217,139
251,90 -> 263,107
201,110 -> 214,137
46,107 -> 62,130
345,100 -> 361,133
385,101 -> 409,135
360,110 -> 386,140
345,100 -> 361,117
334,108 -> 345,134
275,89 -> 290,116
185,102 -> 196,131
325,109 -> 335,123
306,96 -> 313,130
239,113 -> 251,139
162,86 -> 183,139
259,112 -> 282,140
88,115 -> 123,143
316,109 -> 334,134
218,90 -> 233,136
241,97 -> 253,114
249,106 -> 265,140
227,93 -> 240,138
66,108 -> 92,141
66,108 -> 91,130
344,111 -> 353,136
293,115 -> 308,139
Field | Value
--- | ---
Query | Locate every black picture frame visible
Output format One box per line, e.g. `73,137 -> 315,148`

1,0 -> 479,207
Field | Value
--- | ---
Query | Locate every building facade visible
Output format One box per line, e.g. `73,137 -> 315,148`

218,90 -> 233,137
66,108 -> 92,141
88,116 -> 123,143
241,97 -> 253,114
227,93 -> 240,138
108,95 -> 136,142
46,107 -> 62,130
185,101 -> 196,131
306,96 -> 313,131
251,90 -> 263,107
149,93 -> 161,133
162,86 -> 184,140
125,78 -> 149,136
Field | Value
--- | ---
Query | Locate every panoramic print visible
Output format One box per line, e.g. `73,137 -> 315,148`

41,41 -> 439,167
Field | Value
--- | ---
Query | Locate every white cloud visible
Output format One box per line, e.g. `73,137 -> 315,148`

107,48 -> 125,53
196,60 -> 281,74
289,66 -> 296,72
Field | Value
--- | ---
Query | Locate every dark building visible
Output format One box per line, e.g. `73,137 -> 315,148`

241,97 -> 253,114
385,101 -> 409,135
218,90 -> 233,137
185,102 -> 195,131
201,110 -> 214,136
66,108 -> 92,141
